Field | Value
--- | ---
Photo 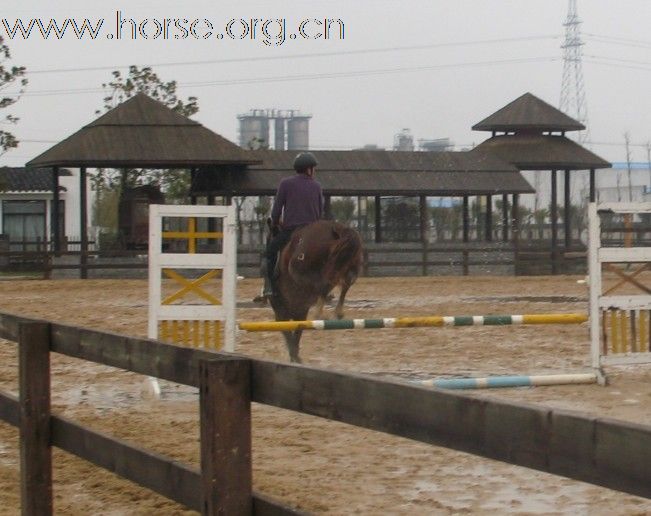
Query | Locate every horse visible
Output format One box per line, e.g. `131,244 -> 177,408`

267,219 -> 364,363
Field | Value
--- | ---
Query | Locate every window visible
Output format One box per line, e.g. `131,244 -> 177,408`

3,200 -> 46,250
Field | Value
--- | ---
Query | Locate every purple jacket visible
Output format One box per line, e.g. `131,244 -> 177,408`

271,173 -> 323,229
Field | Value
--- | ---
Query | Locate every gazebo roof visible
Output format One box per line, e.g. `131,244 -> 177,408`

472,134 -> 611,170
472,92 -> 585,133
193,149 -> 535,196
26,93 -> 259,168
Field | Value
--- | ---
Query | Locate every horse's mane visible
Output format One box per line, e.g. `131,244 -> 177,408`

323,225 -> 363,285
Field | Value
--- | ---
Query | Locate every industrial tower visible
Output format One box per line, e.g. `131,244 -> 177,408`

559,0 -> 590,144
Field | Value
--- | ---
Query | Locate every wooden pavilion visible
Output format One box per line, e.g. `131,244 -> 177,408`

25,93 -> 259,275
472,92 -> 611,272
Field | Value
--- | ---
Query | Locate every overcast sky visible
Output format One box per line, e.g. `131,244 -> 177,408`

2,0 -> 651,167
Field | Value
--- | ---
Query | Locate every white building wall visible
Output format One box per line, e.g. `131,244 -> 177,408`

0,167 -> 94,244
519,163 -> 651,211
58,169 -> 92,240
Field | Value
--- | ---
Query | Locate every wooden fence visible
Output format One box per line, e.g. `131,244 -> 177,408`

1,311 -> 651,514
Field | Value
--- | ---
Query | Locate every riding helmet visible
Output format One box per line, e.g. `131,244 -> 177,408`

293,152 -> 318,171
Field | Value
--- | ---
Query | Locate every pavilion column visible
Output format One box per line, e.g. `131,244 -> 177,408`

564,169 -> 571,249
207,194 -> 216,233
589,168 -> 596,202
324,195 -> 332,220
502,193 -> 509,242
118,168 -> 128,250
190,168 -> 197,205
419,195 -> 428,243
485,195 -> 493,241
462,196 -> 469,243
512,194 -> 520,243
79,167 -> 88,279
462,196 -> 470,275
374,196 -> 382,243
551,170 -> 558,274
512,193 -> 520,274
476,196 -> 482,240
51,166 -> 60,254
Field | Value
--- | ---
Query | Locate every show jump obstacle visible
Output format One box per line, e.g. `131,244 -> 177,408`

589,202 -> 651,382
148,204 -> 236,352
239,313 -> 588,332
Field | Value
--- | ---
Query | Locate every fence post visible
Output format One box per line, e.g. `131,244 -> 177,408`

362,249 -> 370,277
199,357 -> 252,515
421,244 -> 428,276
19,322 -> 52,516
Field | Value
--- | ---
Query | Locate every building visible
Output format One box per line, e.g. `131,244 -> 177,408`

0,167 -> 91,250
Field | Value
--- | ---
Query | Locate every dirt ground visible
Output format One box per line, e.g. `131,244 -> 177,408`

1,275 -> 651,515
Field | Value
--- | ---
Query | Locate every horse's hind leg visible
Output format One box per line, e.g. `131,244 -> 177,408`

313,296 -> 326,320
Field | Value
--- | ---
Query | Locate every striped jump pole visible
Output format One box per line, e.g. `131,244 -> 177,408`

418,373 -> 598,390
238,313 -> 588,332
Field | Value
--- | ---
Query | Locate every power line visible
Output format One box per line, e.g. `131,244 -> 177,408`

585,140 -> 651,148
7,56 -> 560,98
585,58 -> 651,73
586,54 -> 651,67
584,33 -> 651,49
15,139 -> 59,144
26,34 -> 561,75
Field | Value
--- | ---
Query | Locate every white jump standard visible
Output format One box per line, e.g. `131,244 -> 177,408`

588,202 -> 651,384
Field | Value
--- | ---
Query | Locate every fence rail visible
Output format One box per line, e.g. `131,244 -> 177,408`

0,244 -> 589,278
1,310 -> 651,513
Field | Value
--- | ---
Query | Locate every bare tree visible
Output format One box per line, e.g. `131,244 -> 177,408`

0,35 -> 27,156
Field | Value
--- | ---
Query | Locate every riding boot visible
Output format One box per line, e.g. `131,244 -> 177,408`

262,273 -> 274,298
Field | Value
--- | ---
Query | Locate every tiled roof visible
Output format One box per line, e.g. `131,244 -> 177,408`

193,149 -> 535,196
0,167 -> 69,192
472,92 -> 585,132
473,135 -> 611,170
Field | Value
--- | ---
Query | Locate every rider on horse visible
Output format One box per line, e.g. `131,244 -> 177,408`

262,152 -> 323,298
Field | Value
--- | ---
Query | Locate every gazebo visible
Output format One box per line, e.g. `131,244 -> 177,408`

25,93 -> 259,276
472,92 -> 611,271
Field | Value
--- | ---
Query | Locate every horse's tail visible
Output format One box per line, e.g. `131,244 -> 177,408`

323,226 -> 363,285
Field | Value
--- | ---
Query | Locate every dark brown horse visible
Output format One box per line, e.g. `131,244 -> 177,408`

269,220 -> 363,363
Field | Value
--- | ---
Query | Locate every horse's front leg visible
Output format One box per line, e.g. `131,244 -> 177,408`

282,330 -> 302,363
335,283 -> 351,319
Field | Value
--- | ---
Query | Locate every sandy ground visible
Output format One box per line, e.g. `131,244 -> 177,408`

1,275 -> 651,515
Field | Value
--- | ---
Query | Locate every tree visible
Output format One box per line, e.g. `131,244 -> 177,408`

430,206 -> 448,241
384,198 -> 419,241
533,208 -> 549,240
330,197 -> 355,223
93,65 -> 199,198
0,36 -> 27,156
